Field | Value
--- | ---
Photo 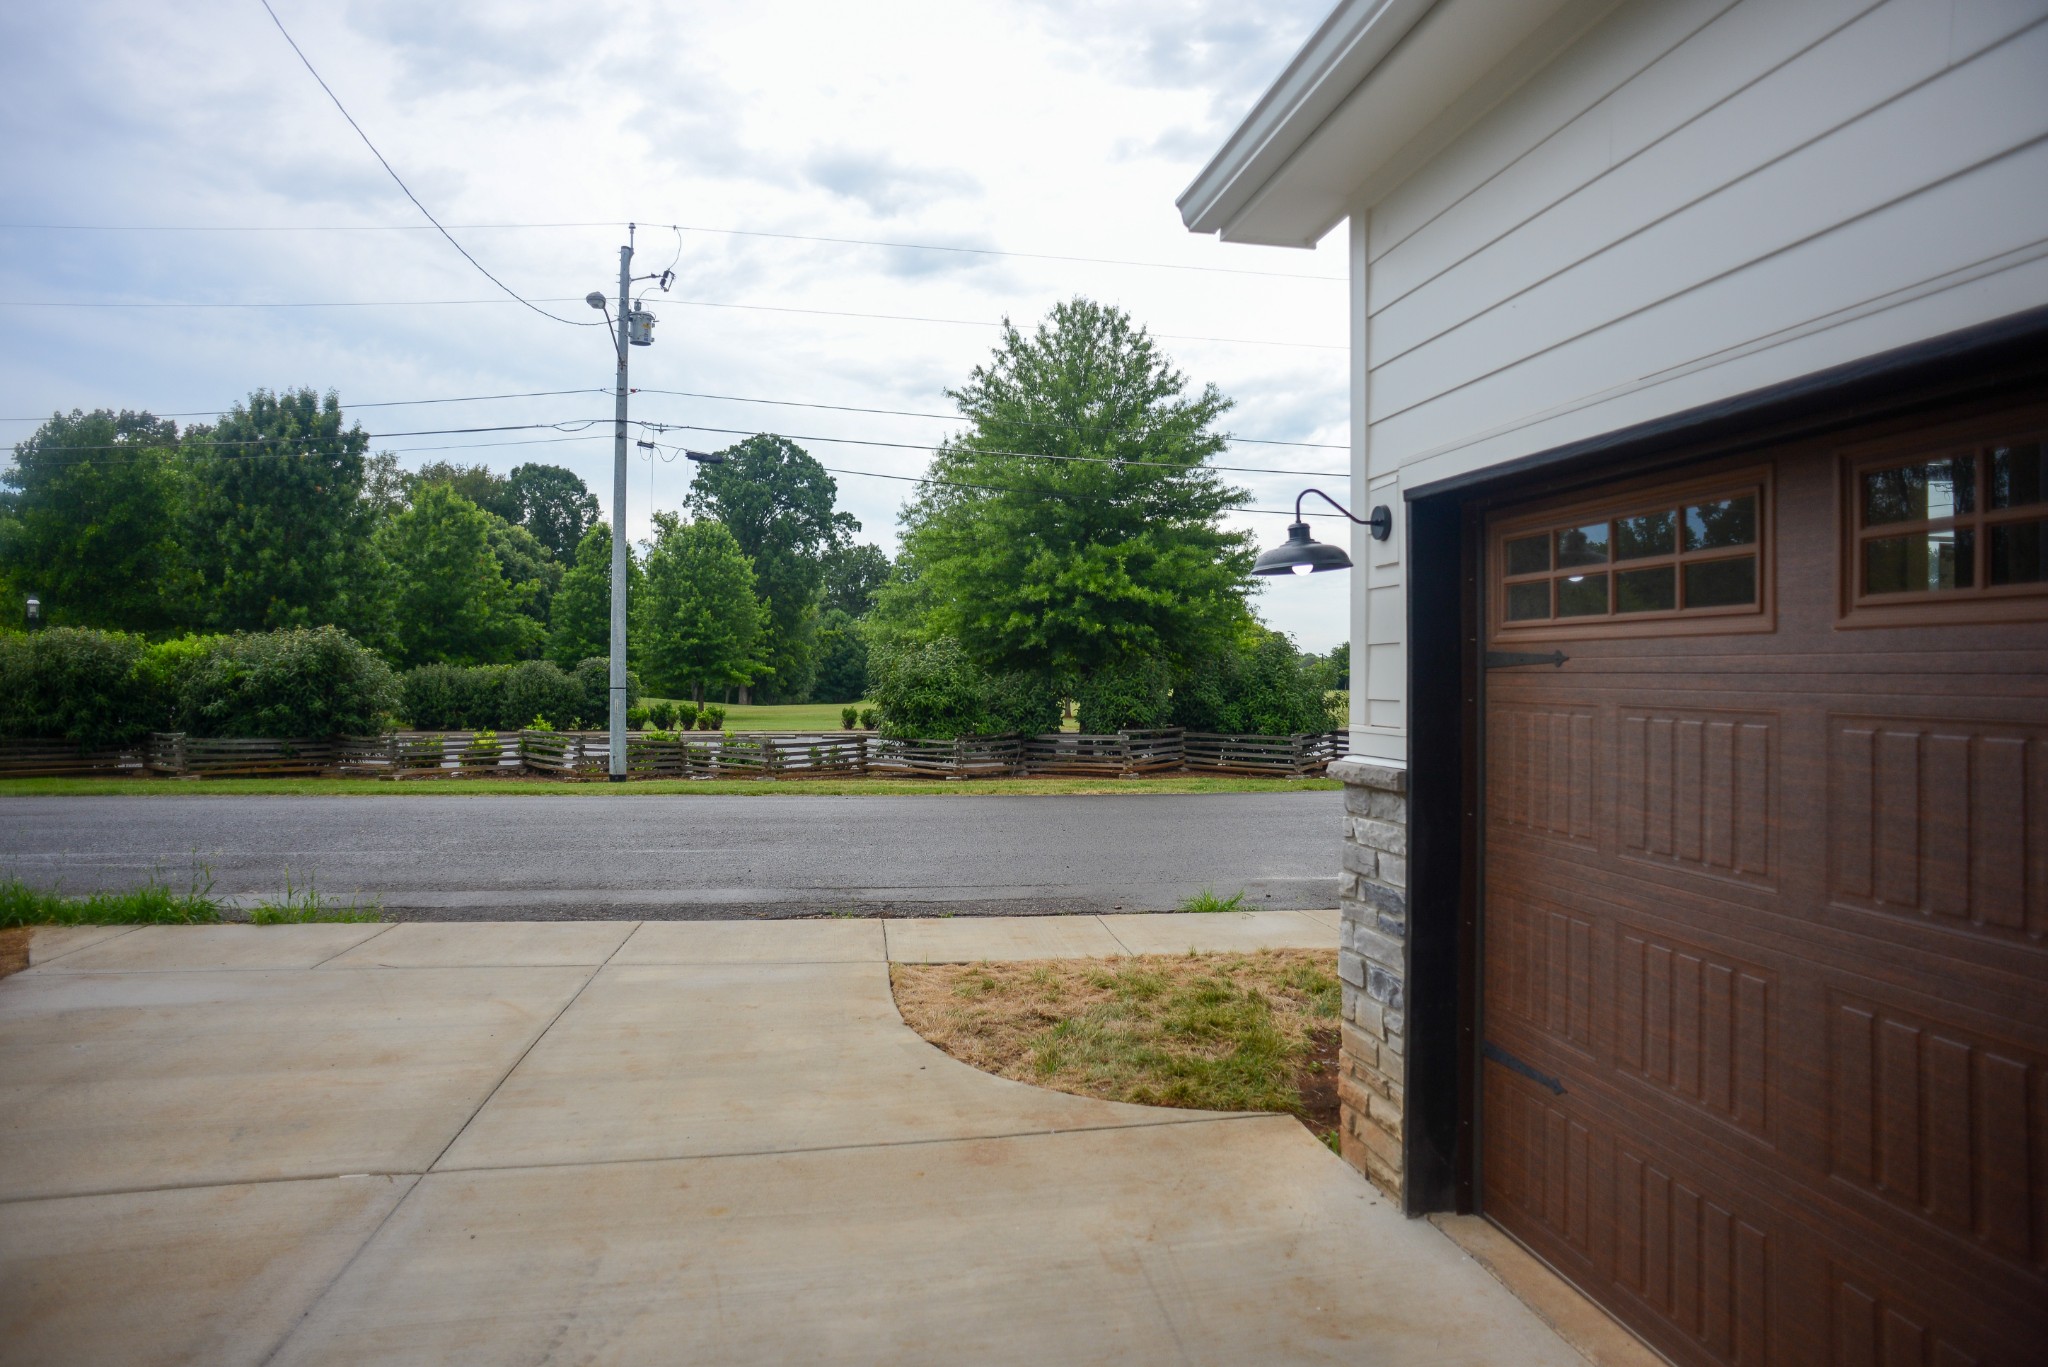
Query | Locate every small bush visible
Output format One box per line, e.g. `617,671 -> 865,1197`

1075,656 -> 1174,735
673,700 -> 700,731
400,661 -> 507,731
866,637 -> 1058,739
626,704 -> 650,729
649,699 -> 676,729
701,703 -> 726,730
0,628 -> 154,747
841,705 -> 859,730
499,659 -> 582,732
177,628 -> 397,738
525,715 -> 555,732
573,656 -> 641,730
860,706 -> 879,730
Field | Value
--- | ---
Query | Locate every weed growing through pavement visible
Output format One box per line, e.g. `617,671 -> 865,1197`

1178,888 -> 1247,914
247,869 -> 382,924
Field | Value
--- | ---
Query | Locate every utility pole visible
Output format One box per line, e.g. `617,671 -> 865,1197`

608,226 -> 635,781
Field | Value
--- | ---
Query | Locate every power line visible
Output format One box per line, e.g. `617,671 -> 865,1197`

633,421 -> 1339,478
0,294 -> 1342,350
0,218 -> 1341,282
628,387 -> 1346,450
1,384 -> 1346,454
640,438 -> 1346,519
256,0 -> 601,329
0,388 -> 613,423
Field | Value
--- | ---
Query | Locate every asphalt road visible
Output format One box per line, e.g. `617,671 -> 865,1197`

0,793 -> 1345,918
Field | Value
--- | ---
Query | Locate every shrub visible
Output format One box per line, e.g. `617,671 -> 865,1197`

841,705 -> 859,730
860,706 -> 878,730
866,637 -> 1059,739
1169,632 -> 1338,736
499,659 -> 582,733
626,704 -> 650,729
525,715 -> 555,732
1074,656 -> 1173,735
0,628 -> 155,747
398,662 -> 512,730
701,703 -> 726,730
673,700 -> 700,731
648,699 -> 676,729
175,627 -> 397,738
573,656 -> 641,730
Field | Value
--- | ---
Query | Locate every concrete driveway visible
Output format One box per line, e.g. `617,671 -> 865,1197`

0,919 -> 1595,1366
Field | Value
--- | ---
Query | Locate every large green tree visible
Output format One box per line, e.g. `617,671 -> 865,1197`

893,298 -> 1253,687
375,483 -> 539,666
183,389 -> 384,636
821,542 -> 892,618
0,409 -> 190,631
684,434 -> 857,702
547,522 -> 639,667
506,464 -> 599,560
633,514 -> 763,702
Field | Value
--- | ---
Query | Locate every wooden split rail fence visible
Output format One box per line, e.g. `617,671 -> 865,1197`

0,728 -> 1345,781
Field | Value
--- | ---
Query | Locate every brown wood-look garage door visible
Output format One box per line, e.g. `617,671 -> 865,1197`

1478,402 -> 2048,1367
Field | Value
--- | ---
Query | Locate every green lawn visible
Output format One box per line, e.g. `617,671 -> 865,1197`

644,699 -> 877,732
0,775 -> 1340,798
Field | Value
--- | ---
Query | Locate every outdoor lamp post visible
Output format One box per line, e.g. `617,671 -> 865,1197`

24,594 -> 40,631
1251,489 -> 1392,576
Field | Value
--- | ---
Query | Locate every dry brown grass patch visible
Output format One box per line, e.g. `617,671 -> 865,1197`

0,926 -> 31,981
891,949 -> 1341,1139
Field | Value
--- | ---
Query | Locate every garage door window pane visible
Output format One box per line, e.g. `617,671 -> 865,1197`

1864,531 -> 1974,594
1506,580 -> 1551,621
1863,460 -> 1973,526
1616,566 -> 1677,613
1684,557 -> 1757,608
1506,534 -> 1551,576
1614,511 -> 1676,560
1989,520 -> 2046,586
1557,574 -> 1608,616
1989,442 -> 2044,509
1557,524 -> 1609,568
1684,495 -> 1756,550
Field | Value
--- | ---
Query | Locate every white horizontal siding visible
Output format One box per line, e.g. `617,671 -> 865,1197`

1361,0 -> 2048,470
1376,135 -> 2048,464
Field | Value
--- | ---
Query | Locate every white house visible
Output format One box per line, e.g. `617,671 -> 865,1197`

1182,2 -> 2048,1363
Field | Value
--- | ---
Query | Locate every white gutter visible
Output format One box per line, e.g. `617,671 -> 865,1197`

1176,0 -> 1437,239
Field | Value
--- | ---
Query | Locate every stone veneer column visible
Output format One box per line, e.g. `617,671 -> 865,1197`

1326,756 -> 1407,1198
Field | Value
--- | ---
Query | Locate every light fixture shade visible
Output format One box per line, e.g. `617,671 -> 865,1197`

1252,522 -> 1354,576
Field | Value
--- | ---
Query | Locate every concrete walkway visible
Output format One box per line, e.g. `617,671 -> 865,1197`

1,919 -> 1595,1366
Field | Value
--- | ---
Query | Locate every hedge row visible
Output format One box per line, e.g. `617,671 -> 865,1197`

397,658 -> 639,732
0,627 -> 398,747
0,628 -> 650,745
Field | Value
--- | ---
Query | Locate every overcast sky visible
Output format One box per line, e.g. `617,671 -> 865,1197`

0,0 -> 1351,649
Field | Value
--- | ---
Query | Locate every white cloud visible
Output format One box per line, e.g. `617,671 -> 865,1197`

0,0 -> 1351,649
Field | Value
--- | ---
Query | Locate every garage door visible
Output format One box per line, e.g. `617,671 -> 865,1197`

1478,404 -> 2048,1367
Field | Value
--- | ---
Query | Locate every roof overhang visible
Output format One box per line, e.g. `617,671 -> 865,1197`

1177,0 -> 1585,247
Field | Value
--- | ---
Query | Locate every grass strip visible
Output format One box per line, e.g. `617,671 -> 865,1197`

0,872 -> 382,927
0,776 -> 1340,798
0,876 -> 220,927
892,949 -> 1341,1147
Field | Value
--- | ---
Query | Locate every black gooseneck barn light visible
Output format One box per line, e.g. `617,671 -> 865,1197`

1252,488 -> 1392,576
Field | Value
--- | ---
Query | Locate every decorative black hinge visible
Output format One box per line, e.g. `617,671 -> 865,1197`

1483,650 -> 1568,669
1482,1041 -> 1566,1095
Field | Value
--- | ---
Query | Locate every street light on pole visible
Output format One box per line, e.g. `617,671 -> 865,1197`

587,225 -> 669,782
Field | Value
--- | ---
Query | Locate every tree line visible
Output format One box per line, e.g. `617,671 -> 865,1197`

2,297 -> 1344,738
0,392 -> 889,706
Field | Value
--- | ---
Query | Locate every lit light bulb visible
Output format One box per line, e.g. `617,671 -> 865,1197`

1291,563 -> 1314,575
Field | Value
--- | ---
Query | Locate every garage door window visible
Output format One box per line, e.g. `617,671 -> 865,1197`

1497,483 -> 1763,629
1848,434 -> 2047,610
